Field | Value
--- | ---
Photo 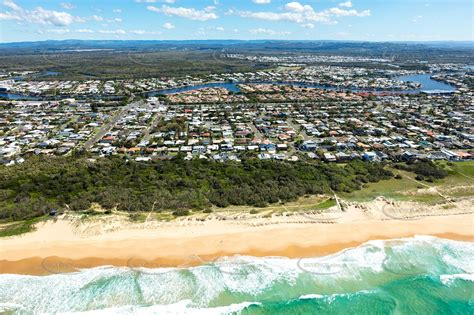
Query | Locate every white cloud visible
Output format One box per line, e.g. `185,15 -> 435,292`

252,0 -> 271,4
60,2 -> 75,10
328,7 -> 370,17
147,5 -> 218,21
339,1 -> 352,8
215,26 -> 224,31
412,15 -> 423,23
130,29 -> 162,35
135,0 -> 176,3
301,23 -> 314,29
237,1 -> 370,25
0,12 -> 19,21
0,0 -> 83,26
249,28 -> 291,36
3,0 -> 20,11
91,14 -> 104,22
284,2 -> 308,13
113,9 -> 122,13
238,8 -> 330,24
92,15 -> 122,23
98,29 -> 126,35
76,28 -> 94,33
162,22 -> 174,29
46,28 -> 70,34
204,6 -> 216,12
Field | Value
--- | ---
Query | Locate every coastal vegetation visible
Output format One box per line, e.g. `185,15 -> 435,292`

0,216 -> 46,237
0,155 -> 394,222
394,160 -> 448,181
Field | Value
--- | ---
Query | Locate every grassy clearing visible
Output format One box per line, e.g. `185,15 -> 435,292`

435,161 -> 474,194
153,212 -> 175,221
0,216 -> 48,237
341,162 -> 473,204
441,161 -> 474,178
340,169 -> 422,202
128,213 -> 148,223
314,198 -> 337,210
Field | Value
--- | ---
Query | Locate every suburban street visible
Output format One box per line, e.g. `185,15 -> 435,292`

288,118 -> 311,141
82,99 -> 144,150
140,100 -> 164,143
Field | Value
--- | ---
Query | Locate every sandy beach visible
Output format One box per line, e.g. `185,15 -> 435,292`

1,197 -> 473,276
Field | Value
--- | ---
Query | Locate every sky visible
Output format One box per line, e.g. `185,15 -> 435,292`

0,0 -> 472,43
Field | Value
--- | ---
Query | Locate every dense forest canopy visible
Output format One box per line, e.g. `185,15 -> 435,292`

0,156 -> 395,221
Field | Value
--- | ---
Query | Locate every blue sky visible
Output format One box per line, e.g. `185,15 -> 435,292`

0,0 -> 472,42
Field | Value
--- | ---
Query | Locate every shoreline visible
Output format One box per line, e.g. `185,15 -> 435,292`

1,210 -> 472,276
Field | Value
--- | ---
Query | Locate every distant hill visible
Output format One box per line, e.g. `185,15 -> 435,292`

0,40 -> 471,80
0,39 -> 472,53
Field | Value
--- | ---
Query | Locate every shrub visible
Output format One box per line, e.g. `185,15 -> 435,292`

172,209 -> 190,216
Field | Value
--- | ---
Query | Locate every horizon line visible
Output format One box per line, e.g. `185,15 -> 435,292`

1,39 -> 473,45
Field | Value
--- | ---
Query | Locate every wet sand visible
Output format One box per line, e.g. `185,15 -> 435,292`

1,213 -> 472,275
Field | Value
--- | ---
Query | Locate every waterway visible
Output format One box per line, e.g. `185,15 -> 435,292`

394,74 -> 455,92
147,74 -> 455,96
0,74 -> 457,100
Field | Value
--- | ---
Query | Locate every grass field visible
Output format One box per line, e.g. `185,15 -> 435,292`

340,161 -> 474,203
434,161 -> 474,198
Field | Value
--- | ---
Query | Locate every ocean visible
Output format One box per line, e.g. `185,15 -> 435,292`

0,236 -> 472,314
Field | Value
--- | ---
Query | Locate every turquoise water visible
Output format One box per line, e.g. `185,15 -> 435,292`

0,236 -> 472,314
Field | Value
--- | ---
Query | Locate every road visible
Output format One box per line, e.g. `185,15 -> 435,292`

141,112 -> 163,143
250,121 -> 264,141
82,99 -> 144,150
288,118 -> 311,141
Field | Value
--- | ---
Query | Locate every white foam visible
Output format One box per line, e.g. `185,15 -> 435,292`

299,289 -> 375,304
0,302 -> 28,313
186,254 -> 301,302
440,273 -> 474,286
1,236 -> 472,314
57,300 -> 261,315
299,294 -> 324,300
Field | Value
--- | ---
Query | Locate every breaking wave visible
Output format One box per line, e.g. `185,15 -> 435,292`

1,236 -> 472,314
